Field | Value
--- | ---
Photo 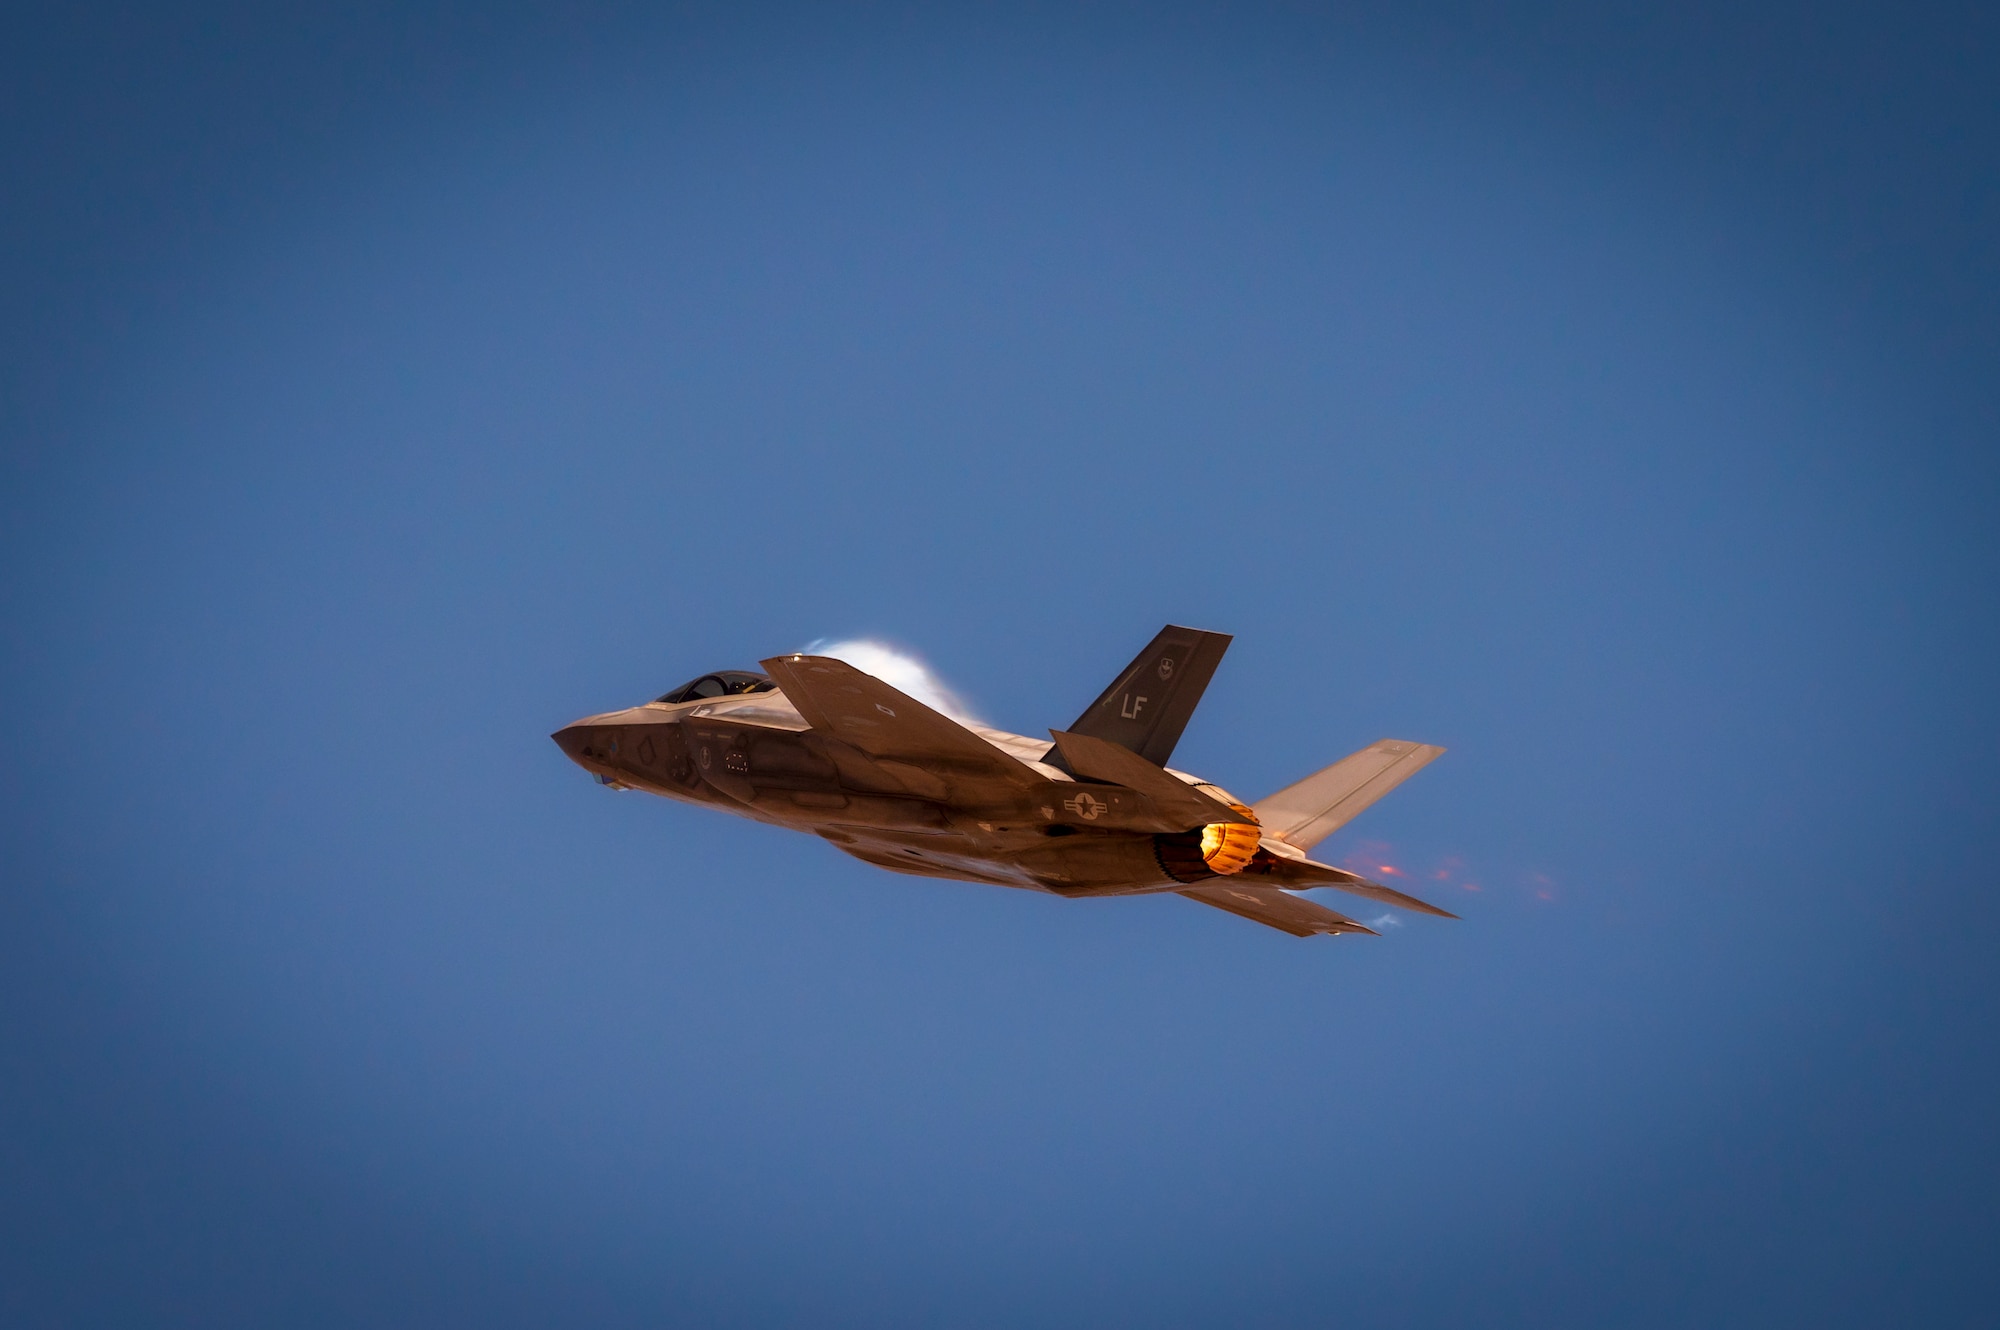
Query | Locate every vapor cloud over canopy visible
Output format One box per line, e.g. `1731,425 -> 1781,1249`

803,638 -> 980,722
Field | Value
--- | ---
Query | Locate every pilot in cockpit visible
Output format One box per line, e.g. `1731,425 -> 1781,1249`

655,670 -> 776,704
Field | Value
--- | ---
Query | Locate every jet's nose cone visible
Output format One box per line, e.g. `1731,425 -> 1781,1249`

551,722 -> 593,765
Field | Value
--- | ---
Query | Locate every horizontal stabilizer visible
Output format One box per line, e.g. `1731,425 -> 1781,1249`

760,655 -> 1040,791
1259,849 -> 1459,919
1254,739 -> 1446,851
1047,729 -> 1245,830
1178,883 -> 1378,938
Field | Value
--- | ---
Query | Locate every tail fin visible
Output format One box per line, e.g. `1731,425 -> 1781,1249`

1254,739 -> 1446,850
1064,625 -> 1231,768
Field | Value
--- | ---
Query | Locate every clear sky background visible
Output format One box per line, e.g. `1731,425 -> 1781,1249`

3,4 -> 1996,1326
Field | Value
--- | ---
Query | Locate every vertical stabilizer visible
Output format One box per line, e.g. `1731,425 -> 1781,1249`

1064,625 -> 1231,768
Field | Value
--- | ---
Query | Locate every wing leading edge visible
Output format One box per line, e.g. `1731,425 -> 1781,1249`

760,654 -> 1042,794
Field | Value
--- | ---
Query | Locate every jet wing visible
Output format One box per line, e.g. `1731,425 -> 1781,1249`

1178,883 -> 1379,938
1253,739 -> 1446,850
760,654 -> 1042,793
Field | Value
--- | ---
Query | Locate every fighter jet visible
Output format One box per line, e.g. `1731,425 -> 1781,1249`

551,626 -> 1455,938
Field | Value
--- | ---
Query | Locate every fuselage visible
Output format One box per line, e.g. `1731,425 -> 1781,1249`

551,681 -> 1265,897
549,634 -> 1455,940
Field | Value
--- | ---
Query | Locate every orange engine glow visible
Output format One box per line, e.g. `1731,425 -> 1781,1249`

1198,800 -> 1262,875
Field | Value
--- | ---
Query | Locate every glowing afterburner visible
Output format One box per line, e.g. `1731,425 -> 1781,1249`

1197,794 -> 1262,875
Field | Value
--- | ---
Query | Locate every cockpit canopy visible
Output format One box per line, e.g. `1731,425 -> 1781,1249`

655,670 -> 777,704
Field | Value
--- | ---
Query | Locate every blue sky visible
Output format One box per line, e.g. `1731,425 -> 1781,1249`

3,5 -> 1996,1326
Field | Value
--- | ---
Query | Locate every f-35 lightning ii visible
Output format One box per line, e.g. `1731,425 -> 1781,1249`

552,626 -> 1454,938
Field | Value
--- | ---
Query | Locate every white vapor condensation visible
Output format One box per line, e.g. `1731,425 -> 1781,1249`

1368,913 -> 1404,930
802,639 -> 980,722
